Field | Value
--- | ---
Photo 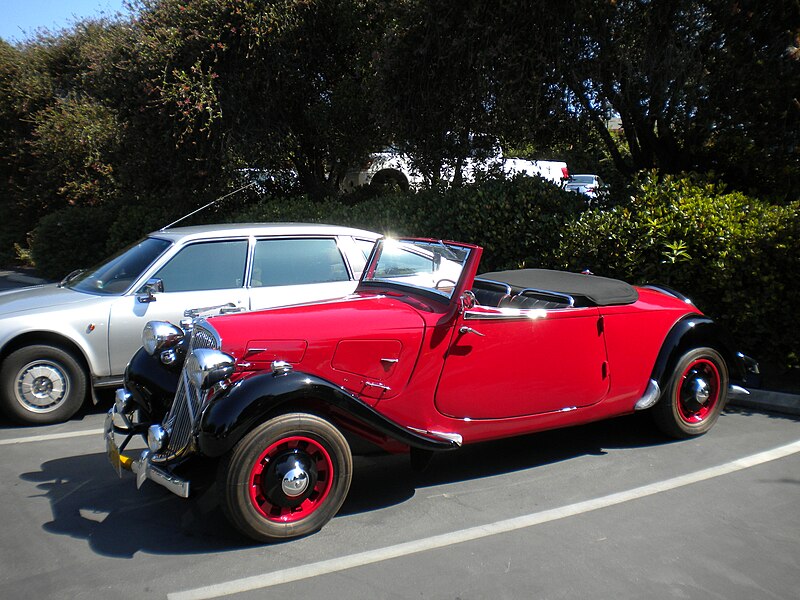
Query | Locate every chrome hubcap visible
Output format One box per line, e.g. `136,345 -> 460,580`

16,362 -> 68,412
691,378 -> 710,404
281,465 -> 310,497
683,375 -> 710,412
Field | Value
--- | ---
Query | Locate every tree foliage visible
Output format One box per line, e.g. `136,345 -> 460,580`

0,0 -> 798,266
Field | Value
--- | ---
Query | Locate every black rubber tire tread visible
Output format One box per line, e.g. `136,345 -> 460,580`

217,412 -> 352,542
369,170 -> 409,193
0,344 -> 87,425
652,347 -> 728,439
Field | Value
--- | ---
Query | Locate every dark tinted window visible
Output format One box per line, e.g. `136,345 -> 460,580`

252,238 -> 349,287
154,240 -> 248,292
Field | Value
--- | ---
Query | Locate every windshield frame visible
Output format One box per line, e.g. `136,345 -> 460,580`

65,236 -> 173,296
358,238 -> 481,304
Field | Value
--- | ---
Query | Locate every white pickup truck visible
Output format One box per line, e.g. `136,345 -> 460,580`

340,146 -> 569,192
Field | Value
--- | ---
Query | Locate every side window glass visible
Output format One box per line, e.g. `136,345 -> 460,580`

252,238 -> 349,287
153,240 -> 247,292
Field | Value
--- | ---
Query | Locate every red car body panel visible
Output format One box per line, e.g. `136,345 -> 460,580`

204,247 -> 701,447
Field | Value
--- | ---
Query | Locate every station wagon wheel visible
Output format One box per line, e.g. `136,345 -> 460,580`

653,348 -> 728,439
218,413 -> 352,542
0,344 -> 87,425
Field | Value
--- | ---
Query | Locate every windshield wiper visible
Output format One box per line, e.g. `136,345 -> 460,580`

58,268 -> 85,288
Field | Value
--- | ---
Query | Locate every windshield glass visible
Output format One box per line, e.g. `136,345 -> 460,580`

570,175 -> 595,184
363,239 -> 471,299
67,237 -> 172,295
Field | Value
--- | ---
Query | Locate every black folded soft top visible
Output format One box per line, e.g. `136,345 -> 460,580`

477,268 -> 639,307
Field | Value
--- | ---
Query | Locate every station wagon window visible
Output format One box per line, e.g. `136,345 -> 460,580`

251,238 -> 349,287
153,240 -> 248,292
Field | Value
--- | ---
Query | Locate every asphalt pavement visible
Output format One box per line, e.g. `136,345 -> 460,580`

1,268 -> 798,416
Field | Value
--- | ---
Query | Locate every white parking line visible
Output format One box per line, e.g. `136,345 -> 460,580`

169,439 -> 800,600
0,428 -> 104,445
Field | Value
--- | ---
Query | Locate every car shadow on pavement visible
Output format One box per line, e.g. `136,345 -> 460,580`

342,411 -> 668,516
20,452 -> 250,558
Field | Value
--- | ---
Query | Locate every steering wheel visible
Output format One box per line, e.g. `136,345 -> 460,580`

435,278 -> 457,292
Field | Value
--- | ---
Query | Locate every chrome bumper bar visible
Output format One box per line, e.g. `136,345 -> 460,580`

104,405 -> 190,498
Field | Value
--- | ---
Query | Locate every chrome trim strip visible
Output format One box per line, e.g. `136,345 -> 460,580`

634,379 -> 661,410
93,376 -> 125,388
464,307 -> 548,321
408,427 -> 463,446
641,284 -> 693,305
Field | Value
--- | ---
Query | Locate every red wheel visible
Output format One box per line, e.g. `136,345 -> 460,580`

653,348 -> 728,438
675,359 -> 721,424
248,435 -> 334,523
218,413 -> 352,541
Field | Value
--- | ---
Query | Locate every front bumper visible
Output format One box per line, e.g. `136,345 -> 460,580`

104,401 -> 190,498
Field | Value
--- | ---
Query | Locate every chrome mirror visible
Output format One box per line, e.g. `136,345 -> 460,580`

136,278 -> 164,303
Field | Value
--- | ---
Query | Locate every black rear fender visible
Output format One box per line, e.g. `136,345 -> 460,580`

650,315 -> 748,393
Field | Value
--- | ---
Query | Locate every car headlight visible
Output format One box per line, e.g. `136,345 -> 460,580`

142,321 -> 185,356
187,348 -> 236,390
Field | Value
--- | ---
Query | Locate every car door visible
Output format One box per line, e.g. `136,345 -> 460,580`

434,305 -> 610,419
106,238 -> 250,375
247,237 -> 360,310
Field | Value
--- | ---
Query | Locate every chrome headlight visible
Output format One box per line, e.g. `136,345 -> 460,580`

187,348 -> 236,390
142,321 -> 185,356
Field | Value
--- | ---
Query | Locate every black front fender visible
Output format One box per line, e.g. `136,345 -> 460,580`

197,370 -> 458,457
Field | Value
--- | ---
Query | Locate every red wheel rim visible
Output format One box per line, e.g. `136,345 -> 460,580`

676,358 -> 721,424
248,436 -> 334,523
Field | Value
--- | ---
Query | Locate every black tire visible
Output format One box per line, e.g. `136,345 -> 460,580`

0,344 -> 87,425
369,170 -> 409,193
652,347 -> 728,439
218,413 -> 352,542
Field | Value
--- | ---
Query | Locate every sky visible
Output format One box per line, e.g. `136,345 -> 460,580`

1,0 -> 128,43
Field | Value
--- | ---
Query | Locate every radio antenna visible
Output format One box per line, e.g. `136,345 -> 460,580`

159,181 -> 257,231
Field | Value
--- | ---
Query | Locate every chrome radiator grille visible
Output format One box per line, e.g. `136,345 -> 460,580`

152,320 -> 220,463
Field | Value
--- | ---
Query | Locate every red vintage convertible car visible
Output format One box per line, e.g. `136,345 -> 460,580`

105,237 -> 755,542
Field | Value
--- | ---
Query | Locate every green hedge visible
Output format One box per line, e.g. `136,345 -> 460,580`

556,173 -> 800,367
30,206 -> 116,280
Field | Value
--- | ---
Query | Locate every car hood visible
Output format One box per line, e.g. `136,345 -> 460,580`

208,294 -> 427,356
0,283 -> 102,317
206,294 -> 429,401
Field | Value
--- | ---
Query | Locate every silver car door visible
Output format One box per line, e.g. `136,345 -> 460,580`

107,238 -> 249,376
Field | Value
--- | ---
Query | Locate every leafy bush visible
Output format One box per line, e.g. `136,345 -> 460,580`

556,173 -> 800,368
30,206 -> 115,279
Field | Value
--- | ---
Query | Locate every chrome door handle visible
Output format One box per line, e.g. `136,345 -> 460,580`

364,381 -> 391,391
459,326 -> 485,337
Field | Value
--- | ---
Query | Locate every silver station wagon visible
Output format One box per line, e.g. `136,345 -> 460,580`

0,223 -> 379,425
